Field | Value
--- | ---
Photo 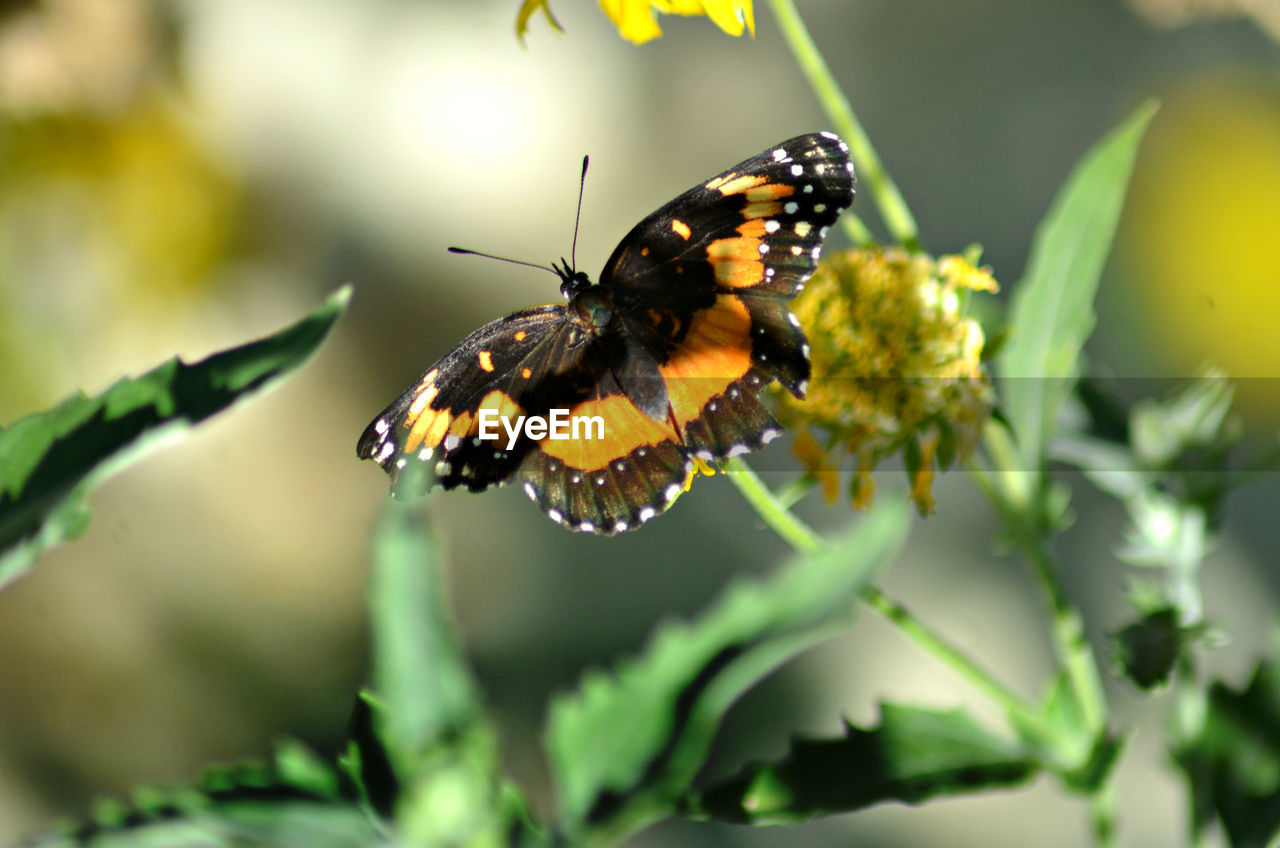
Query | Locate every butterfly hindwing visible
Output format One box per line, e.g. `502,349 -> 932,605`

519,370 -> 693,533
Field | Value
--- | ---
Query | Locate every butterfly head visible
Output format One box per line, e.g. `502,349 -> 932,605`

553,258 -> 593,300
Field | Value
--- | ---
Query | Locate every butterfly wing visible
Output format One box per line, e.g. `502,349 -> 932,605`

599,131 -> 854,454
357,304 -> 598,492
600,132 -> 854,304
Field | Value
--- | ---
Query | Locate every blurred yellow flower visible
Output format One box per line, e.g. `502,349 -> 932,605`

1118,74 -> 1280,422
516,0 -> 753,44
515,0 -> 564,44
775,247 -> 998,514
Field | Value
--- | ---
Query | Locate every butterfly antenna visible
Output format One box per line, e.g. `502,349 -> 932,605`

447,246 -> 558,276
570,155 -> 588,272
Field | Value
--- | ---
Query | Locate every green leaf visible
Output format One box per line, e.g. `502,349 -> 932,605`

689,702 -> 1038,824
998,101 -> 1158,477
1177,658 -> 1280,848
1111,606 -> 1186,690
0,287 -> 351,589
366,491 -> 521,846
19,757 -> 384,848
545,503 -> 910,843
368,488 -> 480,768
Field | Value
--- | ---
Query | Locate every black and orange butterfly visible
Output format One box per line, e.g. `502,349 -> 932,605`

358,132 -> 855,534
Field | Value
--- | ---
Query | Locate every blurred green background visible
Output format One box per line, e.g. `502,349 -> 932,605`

1,0 -> 1278,845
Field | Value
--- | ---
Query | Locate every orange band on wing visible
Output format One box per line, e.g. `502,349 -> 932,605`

658,295 -> 753,428
539,394 -> 677,472
707,232 -> 764,288
710,174 -> 767,196
405,407 -> 452,453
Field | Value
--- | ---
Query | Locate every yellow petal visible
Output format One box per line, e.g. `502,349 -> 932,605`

515,0 -> 564,44
698,0 -> 755,37
599,0 -> 665,43
652,0 -> 704,12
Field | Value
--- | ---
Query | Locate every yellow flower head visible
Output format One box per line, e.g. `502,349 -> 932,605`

516,0 -> 753,44
775,246 -> 998,514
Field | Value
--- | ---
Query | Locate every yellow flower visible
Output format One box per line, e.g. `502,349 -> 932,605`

775,247 -> 998,514
515,0 -> 564,44
516,0 -> 753,44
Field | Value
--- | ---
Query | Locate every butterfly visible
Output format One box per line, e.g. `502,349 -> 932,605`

358,132 -> 855,534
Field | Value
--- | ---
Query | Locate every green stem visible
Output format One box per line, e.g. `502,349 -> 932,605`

775,472 -> 819,510
765,0 -> 919,248
1089,781 -> 1121,848
972,434 -> 1109,743
1021,533 -> 1108,738
723,458 -> 822,553
723,458 -> 1058,746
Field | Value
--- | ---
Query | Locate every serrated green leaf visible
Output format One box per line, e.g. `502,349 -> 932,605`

998,101 -> 1158,476
1177,659 -> 1280,848
19,772 -> 383,848
545,503 -> 910,843
0,287 -> 351,589
689,702 -> 1038,824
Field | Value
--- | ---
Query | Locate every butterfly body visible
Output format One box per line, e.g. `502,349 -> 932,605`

358,132 -> 855,534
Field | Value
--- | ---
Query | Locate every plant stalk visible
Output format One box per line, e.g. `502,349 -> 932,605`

765,0 -> 919,248
724,459 -> 1058,747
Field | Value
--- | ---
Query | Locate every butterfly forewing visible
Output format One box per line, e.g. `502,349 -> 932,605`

600,132 -> 854,300
357,304 -> 586,490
